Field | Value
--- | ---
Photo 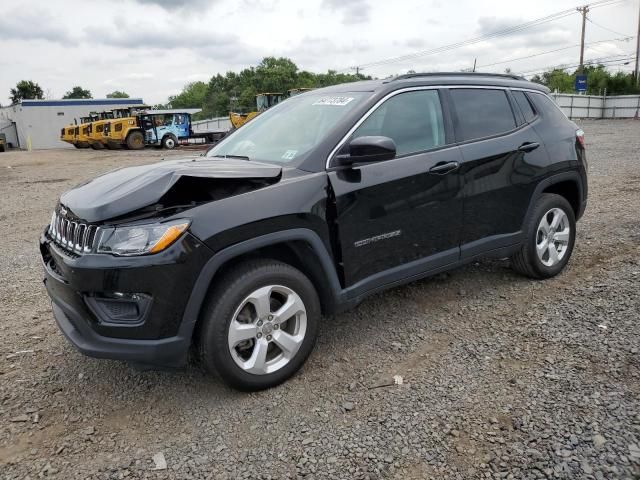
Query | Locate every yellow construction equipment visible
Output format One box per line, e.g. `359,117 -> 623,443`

229,92 -> 285,129
74,116 -> 93,149
104,106 -> 149,149
60,124 -> 76,146
87,111 -> 114,149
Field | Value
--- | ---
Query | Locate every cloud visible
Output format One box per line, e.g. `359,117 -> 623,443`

87,17 -> 254,62
285,36 -> 372,65
0,10 -> 73,43
129,0 -> 215,10
322,0 -> 371,24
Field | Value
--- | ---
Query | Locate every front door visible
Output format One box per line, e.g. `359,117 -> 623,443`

327,89 -> 464,290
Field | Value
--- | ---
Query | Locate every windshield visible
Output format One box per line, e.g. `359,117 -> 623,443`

207,92 -> 368,164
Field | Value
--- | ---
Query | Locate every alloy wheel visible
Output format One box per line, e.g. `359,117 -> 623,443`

228,285 -> 307,375
536,207 -> 571,267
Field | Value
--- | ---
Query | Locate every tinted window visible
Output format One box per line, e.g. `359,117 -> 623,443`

450,89 -> 516,141
512,91 -> 536,123
528,93 -> 568,128
352,90 -> 445,156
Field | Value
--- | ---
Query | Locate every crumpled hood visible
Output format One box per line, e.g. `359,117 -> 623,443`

61,156 -> 282,222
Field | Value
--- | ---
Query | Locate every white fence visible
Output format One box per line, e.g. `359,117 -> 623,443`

550,94 -> 640,119
192,116 -> 231,133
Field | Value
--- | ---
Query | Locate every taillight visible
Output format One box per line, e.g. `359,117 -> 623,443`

576,129 -> 585,148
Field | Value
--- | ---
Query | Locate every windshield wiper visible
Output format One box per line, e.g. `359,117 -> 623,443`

212,154 -> 251,161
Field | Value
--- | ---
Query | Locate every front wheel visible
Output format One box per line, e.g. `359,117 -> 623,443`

511,193 -> 576,279
161,135 -> 177,149
198,260 -> 320,391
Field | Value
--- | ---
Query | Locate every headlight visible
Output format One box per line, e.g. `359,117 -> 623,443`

96,219 -> 190,256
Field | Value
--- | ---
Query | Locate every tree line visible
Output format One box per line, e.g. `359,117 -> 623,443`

530,65 -> 639,95
164,57 -> 370,119
7,81 -> 129,104
7,58 -> 638,111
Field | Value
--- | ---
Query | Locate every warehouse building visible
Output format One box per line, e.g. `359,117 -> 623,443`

0,98 -> 145,150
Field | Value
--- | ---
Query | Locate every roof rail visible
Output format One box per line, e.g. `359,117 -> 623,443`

389,72 -> 525,82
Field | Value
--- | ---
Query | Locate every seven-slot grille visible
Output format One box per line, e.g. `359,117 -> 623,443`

48,210 -> 99,254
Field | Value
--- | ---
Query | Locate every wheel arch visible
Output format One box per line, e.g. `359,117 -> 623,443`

542,180 -> 581,218
178,229 -> 344,343
524,172 -> 585,231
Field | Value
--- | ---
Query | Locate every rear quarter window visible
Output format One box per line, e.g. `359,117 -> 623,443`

528,92 -> 569,128
512,91 -> 537,123
450,89 -> 516,142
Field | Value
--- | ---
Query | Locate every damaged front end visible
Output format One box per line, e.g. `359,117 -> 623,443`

39,156 -> 285,364
59,156 -> 282,226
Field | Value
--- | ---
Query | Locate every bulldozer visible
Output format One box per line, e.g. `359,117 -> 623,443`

87,111 -> 115,150
229,92 -> 286,129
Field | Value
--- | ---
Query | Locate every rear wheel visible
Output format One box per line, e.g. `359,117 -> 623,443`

126,131 -> 145,150
511,193 -> 576,279
90,142 -> 104,150
198,260 -> 320,391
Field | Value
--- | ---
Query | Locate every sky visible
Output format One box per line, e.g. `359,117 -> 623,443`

0,0 -> 637,105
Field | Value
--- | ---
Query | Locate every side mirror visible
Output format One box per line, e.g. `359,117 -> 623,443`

337,136 -> 396,165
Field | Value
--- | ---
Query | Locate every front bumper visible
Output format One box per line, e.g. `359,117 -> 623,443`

48,294 -> 190,366
40,229 -> 213,367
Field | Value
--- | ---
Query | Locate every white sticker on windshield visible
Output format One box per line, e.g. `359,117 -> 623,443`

282,150 -> 297,160
312,96 -> 354,106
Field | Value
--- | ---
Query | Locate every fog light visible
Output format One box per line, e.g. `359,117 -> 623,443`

84,292 -> 152,326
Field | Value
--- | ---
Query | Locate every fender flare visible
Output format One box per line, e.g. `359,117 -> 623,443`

177,228 -> 343,339
522,171 -> 585,233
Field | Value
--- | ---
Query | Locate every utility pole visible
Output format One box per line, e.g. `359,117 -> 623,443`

472,58 -> 477,72
635,0 -> 640,84
577,5 -> 590,72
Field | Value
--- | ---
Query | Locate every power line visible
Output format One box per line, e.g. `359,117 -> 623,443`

344,9 -> 578,71
338,0 -> 628,73
586,16 -> 632,37
475,36 -> 633,69
519,53 -> 635,76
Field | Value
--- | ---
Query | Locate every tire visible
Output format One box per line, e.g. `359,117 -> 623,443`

198,260 -> 320,391
90,142 -> 104,150
73,144 -> 81,149
161,135 -> 177,149
126,131 -> 145,150
511,193 -> 576,279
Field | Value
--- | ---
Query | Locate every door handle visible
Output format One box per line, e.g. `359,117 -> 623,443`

518,142 -> 540,152
429,161 -> 459,175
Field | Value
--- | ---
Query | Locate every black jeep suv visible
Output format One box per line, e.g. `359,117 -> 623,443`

41,73 -> 587,390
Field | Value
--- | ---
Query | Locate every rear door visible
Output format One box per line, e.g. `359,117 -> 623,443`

328,88 -> 464,289
448,87 -> 550,257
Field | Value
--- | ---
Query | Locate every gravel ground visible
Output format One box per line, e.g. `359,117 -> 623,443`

0,120 -> 639,479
